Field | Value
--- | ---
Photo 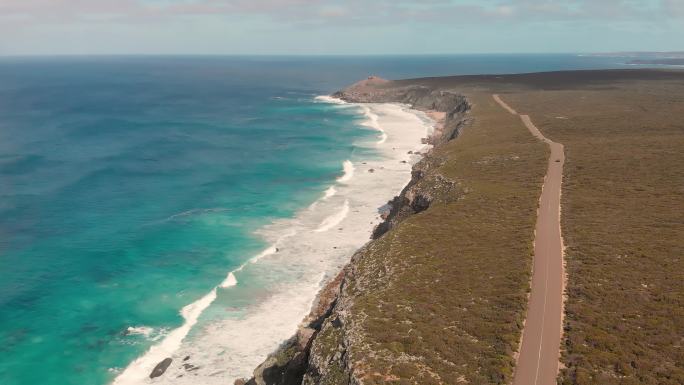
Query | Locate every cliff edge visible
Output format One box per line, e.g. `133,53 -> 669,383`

236,79 -> 471,385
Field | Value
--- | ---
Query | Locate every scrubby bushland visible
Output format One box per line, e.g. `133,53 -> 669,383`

504,78 -> 684,384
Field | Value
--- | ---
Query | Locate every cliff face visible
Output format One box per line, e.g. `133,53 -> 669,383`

237,80 -> 471,385
334,79 -> 471,238
334,79 -> 470,145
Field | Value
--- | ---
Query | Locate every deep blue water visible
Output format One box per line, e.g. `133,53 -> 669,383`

0,54 -> 634,385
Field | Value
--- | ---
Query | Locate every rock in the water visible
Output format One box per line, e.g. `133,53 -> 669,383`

150,357 -> 173,378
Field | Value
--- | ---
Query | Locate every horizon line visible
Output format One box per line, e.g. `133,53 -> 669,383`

1,51 -> 683,59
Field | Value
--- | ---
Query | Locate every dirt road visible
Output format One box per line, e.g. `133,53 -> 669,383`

493,94 -> 565,385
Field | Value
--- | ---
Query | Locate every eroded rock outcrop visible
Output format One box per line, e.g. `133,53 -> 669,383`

334,80 -> 470,239
235,271 -> 346,385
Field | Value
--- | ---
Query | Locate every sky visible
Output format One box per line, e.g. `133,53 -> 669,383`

0,0 -> 682,55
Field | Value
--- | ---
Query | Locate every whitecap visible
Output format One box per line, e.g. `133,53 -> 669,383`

308,185 -> 338,211
112,101 -> 437,385
359,105 -> 381,130
377,131 -> 388,144
314,95 -> 347,104
323,186 -> 336,199
218,246 -> 276,289
357,105 -> 387,144
249,245 -> 278,264
336,160 -> 354,183
314,200 -> 349,233
113,289 -> 218,385
219,231 -> 296,290
125,326 -> 154,338
219,272 -> 238,288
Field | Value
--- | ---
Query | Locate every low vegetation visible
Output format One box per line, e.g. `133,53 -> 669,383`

258,70 -> 684,385
335,93 -> 548,384
503,77 -> 684,384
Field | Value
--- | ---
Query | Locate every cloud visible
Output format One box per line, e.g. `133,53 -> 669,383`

662,0 -> 684,17
0,0 -> 679,26
0,0 -> 681,55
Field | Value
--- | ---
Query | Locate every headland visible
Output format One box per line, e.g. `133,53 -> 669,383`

240,68 -> 684,385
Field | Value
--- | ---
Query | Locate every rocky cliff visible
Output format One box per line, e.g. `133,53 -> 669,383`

236,79 -> 471,385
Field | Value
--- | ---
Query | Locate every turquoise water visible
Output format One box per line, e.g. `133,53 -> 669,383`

0,58 -> 379,385
0,55 -> 637,384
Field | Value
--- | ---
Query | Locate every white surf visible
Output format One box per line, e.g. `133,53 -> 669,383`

112,100 -> 435,385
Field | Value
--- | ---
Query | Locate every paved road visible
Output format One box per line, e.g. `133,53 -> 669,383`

493,94 -> 565,385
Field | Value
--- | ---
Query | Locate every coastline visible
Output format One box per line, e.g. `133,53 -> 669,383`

111,97 -> 436,385
113,69 -> 684,385
5,57 -> 683,385
236,81 -> 473,385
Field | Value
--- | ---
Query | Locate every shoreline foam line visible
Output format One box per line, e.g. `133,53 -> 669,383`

307,186 -> 337,210
112,288 -> 218,385
113,228 -> 296,384
359,104 -> 387,144
336,160 -> 355,183
323,186 -> 336,199
219,229 -> 298,289
112,97 -> 436,385
314,95 -> 348,105
314,200 -> 350,233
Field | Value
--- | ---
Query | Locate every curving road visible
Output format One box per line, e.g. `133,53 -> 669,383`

493,94 -> 565,385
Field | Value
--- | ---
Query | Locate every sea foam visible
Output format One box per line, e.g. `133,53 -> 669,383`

314,200 -> 350,233
359,105 -> 387,144
125,326 -> 154,338
314,95 -> 348,105
112,100 -> 435,385
219,236 -> 293,289
219,273 -> 238,289
113,289 -> 218,385
323,186 -> 336,199
336,160 -> 355,183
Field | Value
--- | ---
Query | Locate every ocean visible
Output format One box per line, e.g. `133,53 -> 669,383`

0,54 -> 637,385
